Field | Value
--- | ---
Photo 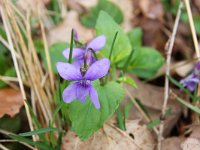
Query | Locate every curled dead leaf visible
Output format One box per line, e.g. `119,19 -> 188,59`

62,119 -> 155,150
0,88 -> 24,118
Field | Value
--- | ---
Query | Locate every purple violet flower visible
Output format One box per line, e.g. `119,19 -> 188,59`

180,61 -> 200,91
63,35 -> 106,67
56,58 -> 110,109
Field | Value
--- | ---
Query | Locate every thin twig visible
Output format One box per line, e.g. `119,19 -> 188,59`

0,3 -> 36,141
157,1 -> 183,150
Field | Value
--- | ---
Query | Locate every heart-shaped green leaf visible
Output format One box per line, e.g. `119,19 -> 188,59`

67,81 -> 124,140
95,11 -> 131,63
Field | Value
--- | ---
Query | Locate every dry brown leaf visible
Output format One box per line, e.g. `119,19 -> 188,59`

110,0 -> 134,32
0,88 -> 24,118
139,0 -> 164,20
193,0 -> 200,11
161,137 -> 184,150
123,76 -> 183,136
181,138 -> 200,150
62,119 -> 155,150
175,61 -> 193,77
47,10 -> 93,45
132,0 -> 165,50
125,120 -> 156,150
74,0 -> 98,8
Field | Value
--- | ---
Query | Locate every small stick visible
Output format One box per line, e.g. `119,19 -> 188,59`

157,1 -> 183,150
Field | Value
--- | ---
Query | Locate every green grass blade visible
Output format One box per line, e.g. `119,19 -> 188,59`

174,93 -> 200,114
68,29 -> 74,64
147,118 -> 160,129
25,101 -> 47,142
19,128 -> 60,137
8,134 -> 54,150
109,31 -> 118,60
168,75 -> 195,99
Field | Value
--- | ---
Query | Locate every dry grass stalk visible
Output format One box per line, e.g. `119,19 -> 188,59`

4,2 -> 50,124
0,1 -> 36,141
38,7 -> 55,94
1,0 -> 55,128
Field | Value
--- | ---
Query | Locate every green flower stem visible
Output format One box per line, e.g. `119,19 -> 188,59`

109,31 -> 118,60
68,29 -> 74,64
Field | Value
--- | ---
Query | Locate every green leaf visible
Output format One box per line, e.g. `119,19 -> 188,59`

68,81 -> 125,140
147,118 -> 160,129
19,128 -> 60,137
95,11 -> 132,63
8,134 -> 54,150
128,47 -> 164,78
81,0 -> 123,28
175,94 -> 200,114
41,42 -> 69,73
117,76 -> 137,88
127,27 -> 143,48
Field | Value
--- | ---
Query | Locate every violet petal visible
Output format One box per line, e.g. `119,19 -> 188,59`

76,82 -> 90,103
180,73 -> 200,92
86,35 -> 106,51
72,58 -> 84,68
56,62 -> 82,81
63,48 -> 85,59
89,85 -> 100,109
186,82 -> 196,92
62,82 -> 78,103
85,58 -> 110,81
